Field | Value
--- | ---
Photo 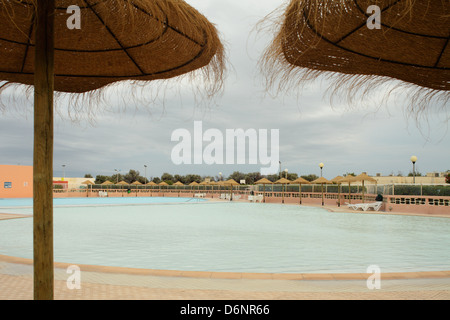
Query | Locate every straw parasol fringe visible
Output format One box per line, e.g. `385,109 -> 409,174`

0,0 -> 227,119
311,176 -> 331,206
292,177 -> 310,205
259,0 -> 449,119
255,178 -> 273,203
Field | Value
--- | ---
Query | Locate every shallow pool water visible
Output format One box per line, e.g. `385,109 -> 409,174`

0,199 -> 449,274
0,196 -> 204,208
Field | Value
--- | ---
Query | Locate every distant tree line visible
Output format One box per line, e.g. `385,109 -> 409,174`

85,170 -> 325,186
84,169 -> 450,185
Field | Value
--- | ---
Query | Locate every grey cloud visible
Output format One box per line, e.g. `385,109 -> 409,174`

0,0 -> 448,180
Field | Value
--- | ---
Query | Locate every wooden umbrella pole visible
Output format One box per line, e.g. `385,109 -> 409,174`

33,0 -> 55,300
321,184 -> 324,206
362,181 -> 365,203
338,184 -> 341,207
263,184 -> 265,203
299,185 -> 302,205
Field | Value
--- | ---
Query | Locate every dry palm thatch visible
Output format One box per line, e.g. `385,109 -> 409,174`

259,0 -> 449,118
0,0 -> 226,116
274,177 -> 292,184
254,178 -> 273,184
223,179 -> 240,186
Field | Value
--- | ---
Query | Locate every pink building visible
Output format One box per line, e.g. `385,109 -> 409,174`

0,165 -> 33,198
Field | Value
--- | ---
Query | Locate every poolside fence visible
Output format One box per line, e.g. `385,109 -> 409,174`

52,183 -> 450,215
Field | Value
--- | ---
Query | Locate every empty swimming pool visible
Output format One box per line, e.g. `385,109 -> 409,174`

0,198 -> 449,274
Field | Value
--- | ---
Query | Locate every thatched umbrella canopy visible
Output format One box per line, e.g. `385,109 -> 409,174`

131,180 -> 142,190
261,0 -> 449,113
292,177 -> 310,205
0,0 -> 225,300
311,177 -> 331,206
146,181 -> 157,192
274,178 -> 291,204
188,181 -> 199,193
100,180 -> 113,193
158,181 -> 168,193
116,180 -> 129,196
81,180 -> 94,195
255,178 -> 273,184
0,0 -> 225,93
354,173 -> 377,183
130,180 -> 142,196
353,173 -> 377,203
255,178 -> 273,203
275,178 -> 291,184
146,181 -> 157,189
223,179 -> 240,200
223,179 -> 240,186
172,181 -> 183,196
199,180 -> 209,191
116,181 -> 129,191
331,176 -> 344,184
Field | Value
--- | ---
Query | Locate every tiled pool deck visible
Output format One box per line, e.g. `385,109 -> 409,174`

1,203 -> 449,300
1,256 -> 450,300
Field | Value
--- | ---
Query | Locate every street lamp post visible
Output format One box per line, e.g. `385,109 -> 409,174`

319,163 -> 324,177
62,164 -> 66,181
279,161 -> 281,179
410,156 -> 417,184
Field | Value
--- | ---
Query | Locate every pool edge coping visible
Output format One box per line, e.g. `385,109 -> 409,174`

1,254 -> 449,281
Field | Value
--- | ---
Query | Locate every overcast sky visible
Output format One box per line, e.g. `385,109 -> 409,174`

0,0 -> 449,181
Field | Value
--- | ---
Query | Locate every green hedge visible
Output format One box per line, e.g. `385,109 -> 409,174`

393,185 -> 450,196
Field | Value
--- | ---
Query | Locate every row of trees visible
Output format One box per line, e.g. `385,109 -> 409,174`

86,170 -> 326,186
91,170 -> 209,185
86,170 -> 450,186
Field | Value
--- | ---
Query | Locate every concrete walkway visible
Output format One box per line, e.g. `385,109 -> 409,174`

1,259 -> 450,300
